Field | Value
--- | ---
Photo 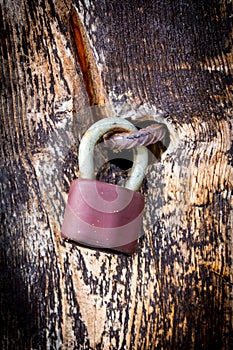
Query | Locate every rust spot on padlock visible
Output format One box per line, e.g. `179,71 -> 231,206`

61,117 -> 148,254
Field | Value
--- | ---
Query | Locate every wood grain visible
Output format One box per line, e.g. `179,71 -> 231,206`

0,0 -> 232,349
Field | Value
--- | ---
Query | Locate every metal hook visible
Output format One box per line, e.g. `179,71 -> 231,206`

78,117 -> 148,191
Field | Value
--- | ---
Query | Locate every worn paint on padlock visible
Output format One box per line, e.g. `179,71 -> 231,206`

61,117 -> 148,254
61,179 -> 145,254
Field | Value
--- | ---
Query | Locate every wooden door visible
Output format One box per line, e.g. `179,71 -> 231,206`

1,1 -> 232,349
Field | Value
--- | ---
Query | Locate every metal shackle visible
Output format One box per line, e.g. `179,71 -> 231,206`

78,117 -> 148,191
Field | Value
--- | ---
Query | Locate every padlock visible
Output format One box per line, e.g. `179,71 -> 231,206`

61,117 -> 148,254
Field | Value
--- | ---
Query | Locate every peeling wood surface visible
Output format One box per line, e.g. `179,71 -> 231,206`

0,1 -> 233,349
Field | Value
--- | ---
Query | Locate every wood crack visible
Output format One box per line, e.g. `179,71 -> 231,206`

70,6 -> 107,107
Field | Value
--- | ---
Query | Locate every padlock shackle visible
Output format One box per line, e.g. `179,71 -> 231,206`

78,117 -> 148,191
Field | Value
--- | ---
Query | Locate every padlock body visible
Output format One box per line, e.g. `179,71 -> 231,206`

61,179 -> 145,254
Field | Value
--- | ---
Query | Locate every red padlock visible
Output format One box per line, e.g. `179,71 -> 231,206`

61,117 -> 148,254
